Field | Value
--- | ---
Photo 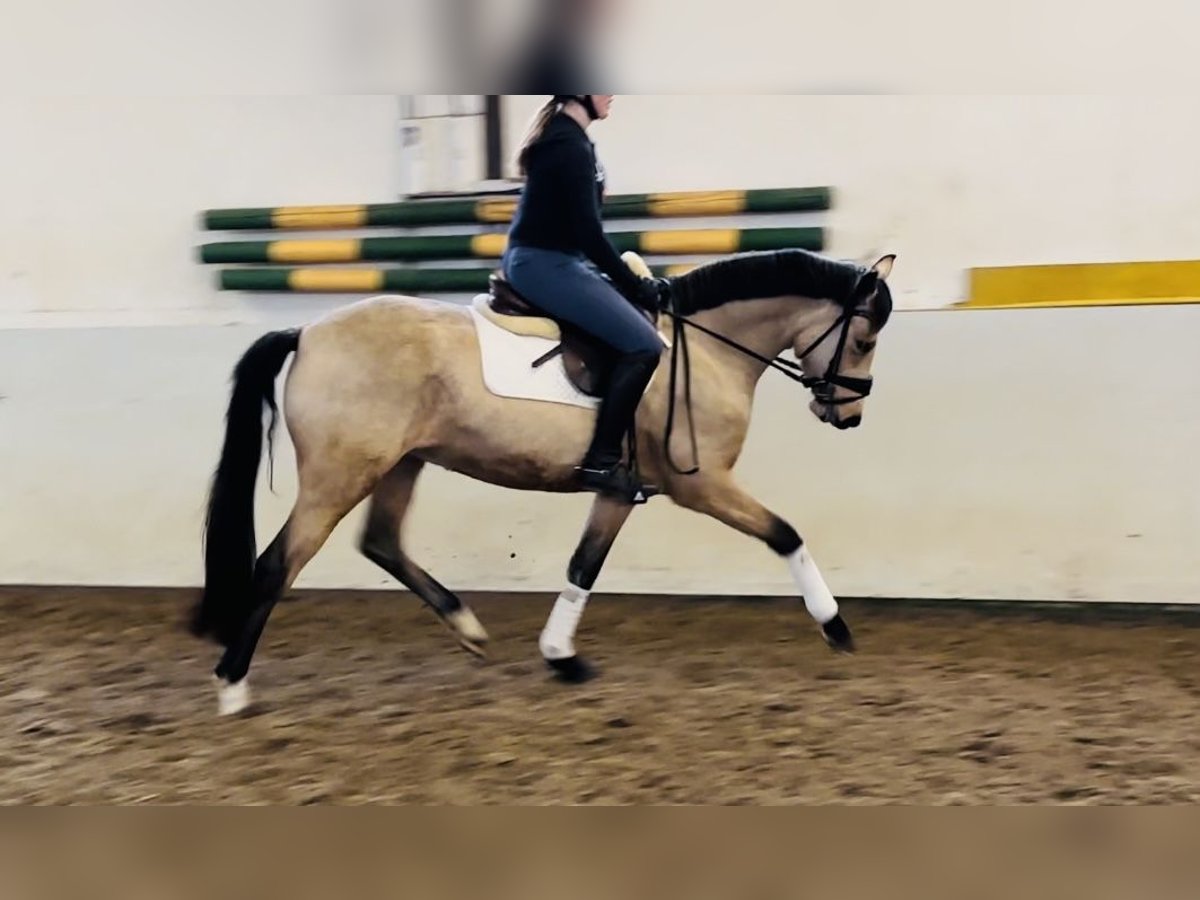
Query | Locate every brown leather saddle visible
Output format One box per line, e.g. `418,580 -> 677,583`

479,272 -> 622,397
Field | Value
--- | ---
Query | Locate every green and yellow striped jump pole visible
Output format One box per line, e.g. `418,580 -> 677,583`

218,263 -> 701,293
199,226 -> 824,265
202,188 -> 832,231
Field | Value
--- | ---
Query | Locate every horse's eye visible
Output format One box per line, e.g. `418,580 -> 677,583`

856,340 -> 876,354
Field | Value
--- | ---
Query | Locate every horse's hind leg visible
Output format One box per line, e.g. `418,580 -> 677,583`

540,494 -> 634,683
214,467 -> 380,715
359,456 -> 489,656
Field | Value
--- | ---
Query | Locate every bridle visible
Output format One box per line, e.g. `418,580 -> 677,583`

660,290 -> 876,476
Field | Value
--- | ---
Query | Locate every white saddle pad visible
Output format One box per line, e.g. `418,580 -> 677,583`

469,300 -> 601,410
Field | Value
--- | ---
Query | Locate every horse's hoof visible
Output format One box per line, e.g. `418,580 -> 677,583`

447,608 -> 489,659
215,676 -> 251,716
460,638 -> 487,659
821,615 -> 856,653
546,656 -> 597,684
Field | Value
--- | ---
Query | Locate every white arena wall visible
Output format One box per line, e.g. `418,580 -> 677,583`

2,95 -> 1197,604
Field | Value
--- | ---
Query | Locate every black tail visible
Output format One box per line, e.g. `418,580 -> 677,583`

190,329 -> 301,647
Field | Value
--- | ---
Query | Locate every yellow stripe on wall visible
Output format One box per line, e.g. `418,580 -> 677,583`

640,229 -> 741,255
271,205 -> 368,229
965,260 -> 1200,309
267,240 -> 362,263
648,191 -> 747,218
289,269 -> 385,293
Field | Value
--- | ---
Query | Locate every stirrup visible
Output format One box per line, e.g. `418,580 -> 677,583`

574,461 -> 658,505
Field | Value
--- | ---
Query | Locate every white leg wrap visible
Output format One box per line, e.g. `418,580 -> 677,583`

788,546 -> 839,624
539,584 -> 591,660
215,677 -> 251,717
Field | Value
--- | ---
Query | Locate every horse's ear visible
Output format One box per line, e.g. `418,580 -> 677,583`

872,254 -> 896,280
851,270 -> 879,303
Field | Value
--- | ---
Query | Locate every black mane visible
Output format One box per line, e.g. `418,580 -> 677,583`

668,249 -> 866,315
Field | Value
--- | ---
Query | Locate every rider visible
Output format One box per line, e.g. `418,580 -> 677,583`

503,94 -> 666,499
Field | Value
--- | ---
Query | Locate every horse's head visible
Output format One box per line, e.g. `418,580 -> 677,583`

795,254 -> 895,430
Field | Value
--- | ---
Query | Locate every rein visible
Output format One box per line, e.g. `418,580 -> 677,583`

659,298 -> 874,476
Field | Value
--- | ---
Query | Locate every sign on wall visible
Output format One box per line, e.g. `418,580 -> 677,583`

398,95 -> 487,197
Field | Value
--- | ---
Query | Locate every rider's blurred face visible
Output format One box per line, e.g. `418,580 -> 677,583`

590,95 -> 615,119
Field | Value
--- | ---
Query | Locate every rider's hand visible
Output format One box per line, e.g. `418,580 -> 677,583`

631,277 -> 669,314
651,276 -> 672,311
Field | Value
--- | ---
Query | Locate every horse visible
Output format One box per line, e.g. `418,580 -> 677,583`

190,247 -> 896,715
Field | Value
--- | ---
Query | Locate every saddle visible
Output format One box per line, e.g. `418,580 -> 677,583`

476,272 -> 624,397
476,262 -> 666,504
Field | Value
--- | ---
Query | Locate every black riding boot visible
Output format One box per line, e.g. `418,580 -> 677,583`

576,350 -> 659,500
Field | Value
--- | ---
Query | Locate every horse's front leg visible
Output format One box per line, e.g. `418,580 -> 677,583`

671,472 -> 854,651
540,494 -> 634,683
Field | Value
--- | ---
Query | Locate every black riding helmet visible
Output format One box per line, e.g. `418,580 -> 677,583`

553,94 -> 600,120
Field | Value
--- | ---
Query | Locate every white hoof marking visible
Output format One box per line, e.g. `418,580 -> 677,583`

448,607 -> 489,645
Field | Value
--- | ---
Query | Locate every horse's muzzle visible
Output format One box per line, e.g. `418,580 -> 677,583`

811,399 -> 862,429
